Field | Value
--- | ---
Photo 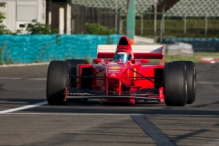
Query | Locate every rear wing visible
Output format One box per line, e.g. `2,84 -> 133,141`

97,45 -> 165,59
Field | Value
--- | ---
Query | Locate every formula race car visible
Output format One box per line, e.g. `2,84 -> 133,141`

46,35 -> 196,106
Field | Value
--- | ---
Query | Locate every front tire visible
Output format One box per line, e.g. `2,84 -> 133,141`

46,61 -> 70,105
164,62 -> 187,106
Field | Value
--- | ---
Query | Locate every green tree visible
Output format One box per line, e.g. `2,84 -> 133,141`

0,11 -> 12,34
85,23 -> 114,35
26,19 -> 58,34
85,23 -> 115,44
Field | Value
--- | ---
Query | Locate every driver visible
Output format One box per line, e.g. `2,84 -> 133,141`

114,52 -> 131,63
113,36 -> 134,63
114,48 -> 134,63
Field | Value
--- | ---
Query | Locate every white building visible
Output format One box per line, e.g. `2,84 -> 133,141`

0,0 -> 46,33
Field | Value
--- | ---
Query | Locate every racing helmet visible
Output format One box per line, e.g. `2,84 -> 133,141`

114,52 -> 132,63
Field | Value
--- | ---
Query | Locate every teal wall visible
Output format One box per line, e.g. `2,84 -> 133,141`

0,34 -> 122,64
162,37 -> 219,52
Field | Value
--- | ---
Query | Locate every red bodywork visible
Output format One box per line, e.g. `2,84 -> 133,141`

66,35 -> 165,104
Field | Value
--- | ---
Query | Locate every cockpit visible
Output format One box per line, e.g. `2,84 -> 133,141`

114,52 -> 132,63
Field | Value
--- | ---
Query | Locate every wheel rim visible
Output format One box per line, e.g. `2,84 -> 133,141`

194,67 -> 196,95
185,79 -> 188,103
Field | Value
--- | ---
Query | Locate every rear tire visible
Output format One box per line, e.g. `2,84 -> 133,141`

46,61 -> 70,105
66,59 -> 89,102
182,61 -> 196,104
174,61 -> 196,104
164,62 -> 187,106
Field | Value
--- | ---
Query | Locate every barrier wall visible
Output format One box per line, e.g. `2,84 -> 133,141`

0,34 -> 122,64
162,37 -> 219,52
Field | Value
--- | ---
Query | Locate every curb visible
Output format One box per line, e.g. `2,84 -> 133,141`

0,62 -> 50,67
197,57 -> 219,63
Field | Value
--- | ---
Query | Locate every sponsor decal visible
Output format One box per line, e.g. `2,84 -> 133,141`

109,66 -> 121,69
110,73 -> 116,77
108,69 -> 119,73
133,68 -> 137,80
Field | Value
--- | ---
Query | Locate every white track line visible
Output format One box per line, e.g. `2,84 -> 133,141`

0,77 -> 219,84
27,78 -> 46,81
0,77 -> 218,84
197,82 -> 219,84
3,112 -> 219,116
0,62 -> 49,67
6,113 -> 136,116
0,101 -> 48,114
0,77 -> 46,80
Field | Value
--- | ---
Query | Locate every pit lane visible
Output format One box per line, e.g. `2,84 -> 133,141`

0,63 -> 219,146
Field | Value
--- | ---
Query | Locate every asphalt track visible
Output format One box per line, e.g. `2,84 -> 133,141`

0,63 -> 219,146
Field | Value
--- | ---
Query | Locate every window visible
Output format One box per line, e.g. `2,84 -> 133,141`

17,2 -> 37,21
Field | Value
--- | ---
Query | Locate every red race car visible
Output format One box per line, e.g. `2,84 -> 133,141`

46,35 -> 196,106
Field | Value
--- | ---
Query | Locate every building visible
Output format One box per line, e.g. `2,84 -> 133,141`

0,0 -> 46,33
46,0 -> 71,34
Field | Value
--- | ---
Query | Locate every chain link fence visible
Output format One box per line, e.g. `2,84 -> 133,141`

46,2 -> 120,34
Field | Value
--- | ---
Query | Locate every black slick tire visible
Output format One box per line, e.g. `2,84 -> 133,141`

173,61 -> 196,104
46,61 -> 70,105
164,62 -> 187,106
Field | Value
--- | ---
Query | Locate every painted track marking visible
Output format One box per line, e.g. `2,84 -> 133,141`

0,77 -> 46,80
1,77 -> 219,85
0,77 -> 219,84
197,82 -> 219,84
0,101 -> 48,114
130,114 -> 177,146
3,112 -> 219,116
0,103 -> 218,145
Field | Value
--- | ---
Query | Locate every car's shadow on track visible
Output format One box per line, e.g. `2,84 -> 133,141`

66,99 -> 162,107
23,105 -> 219,116
10,99 -> 217,116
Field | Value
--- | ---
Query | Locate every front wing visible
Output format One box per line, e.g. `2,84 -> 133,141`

65,87 -> 164,102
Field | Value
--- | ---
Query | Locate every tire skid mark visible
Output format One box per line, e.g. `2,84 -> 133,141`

130,114 -> 177,146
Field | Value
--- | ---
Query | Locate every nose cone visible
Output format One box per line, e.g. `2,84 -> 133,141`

106,63 -> 132,89
106,63 -> 126,78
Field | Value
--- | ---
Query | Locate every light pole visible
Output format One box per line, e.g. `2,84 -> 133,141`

154,0 -> 157,43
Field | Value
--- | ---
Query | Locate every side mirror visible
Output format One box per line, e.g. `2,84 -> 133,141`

104,60 -> 110,64
141,59 -> 149,64
131,59 -> 135,64
93,58 -> 102,64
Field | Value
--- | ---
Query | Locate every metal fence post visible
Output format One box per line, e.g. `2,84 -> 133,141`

160,12 -> 164,43
205,14 -> 208,36
141,14 -> 143,36
163,9 -> 165,34
154,0 -> 157,43
115,0 -> 118,33
184,15 -> 187,35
